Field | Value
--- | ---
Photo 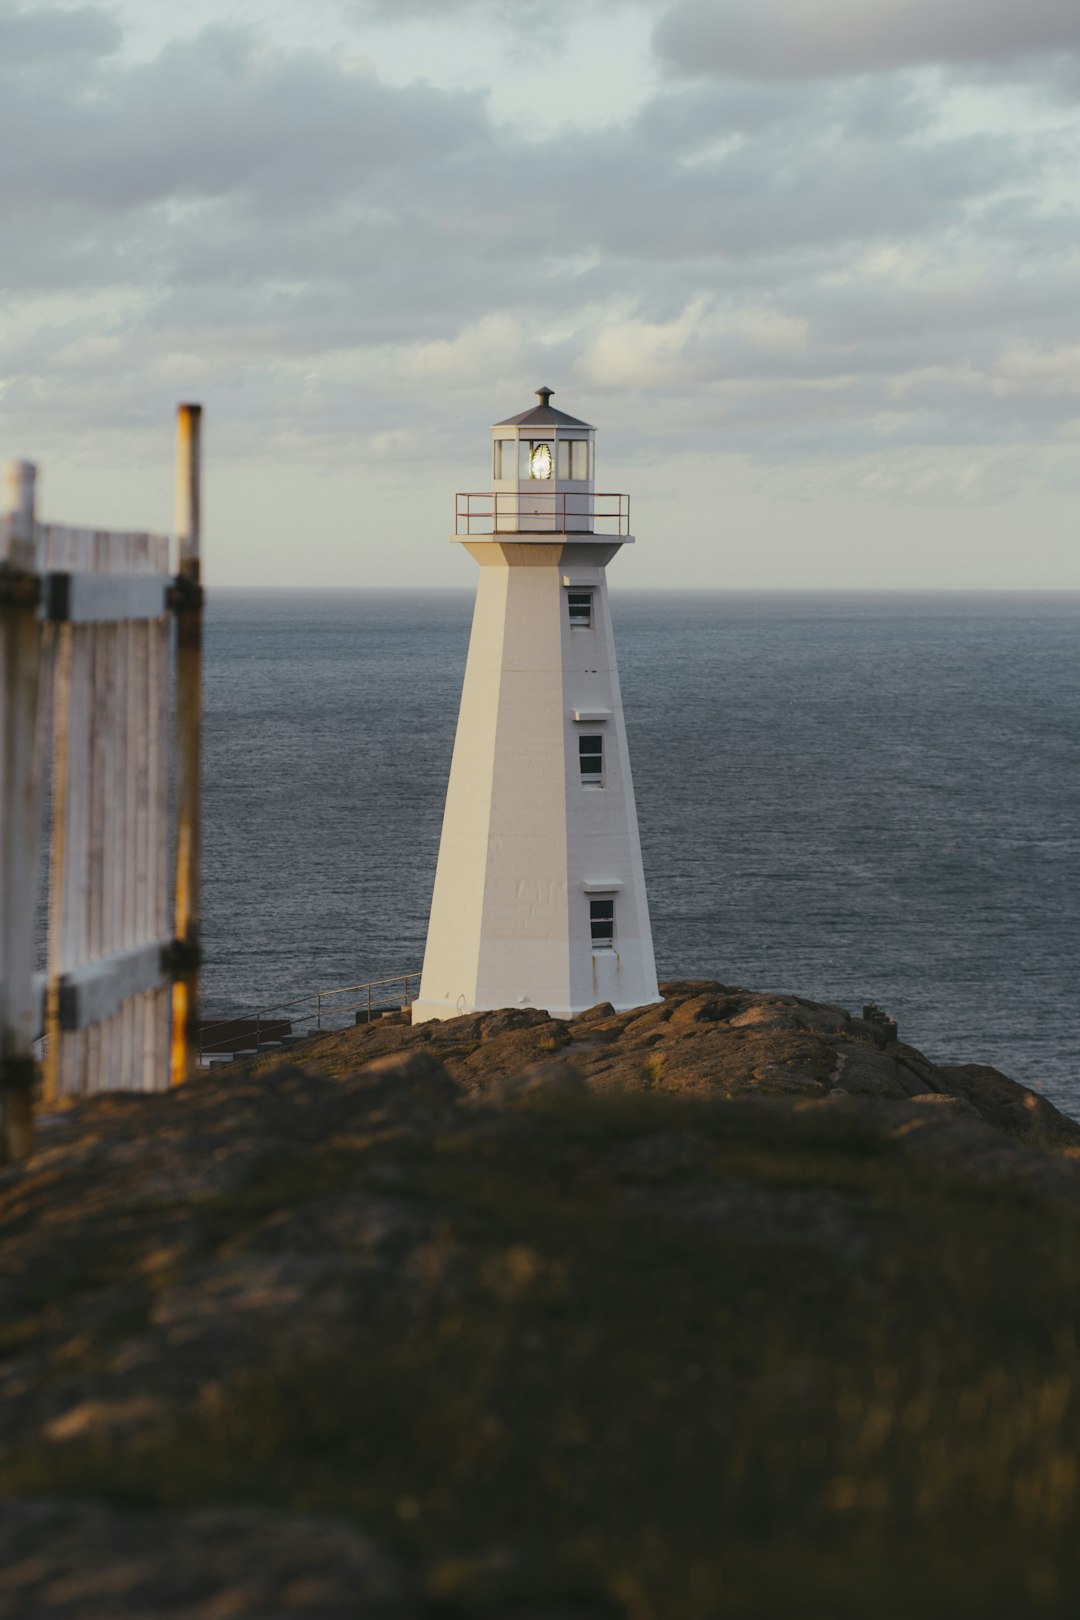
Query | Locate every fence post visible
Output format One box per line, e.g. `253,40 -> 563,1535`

170,405 -> 203,1087
41,576 -> 72,1108
0,462 -> 43,1161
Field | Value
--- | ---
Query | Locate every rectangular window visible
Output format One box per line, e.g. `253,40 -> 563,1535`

579,733 -> 603,783
557,439 -> 590,480
493,439 -> 514,480
590,897 -> 615,950
568,590 -> 593,629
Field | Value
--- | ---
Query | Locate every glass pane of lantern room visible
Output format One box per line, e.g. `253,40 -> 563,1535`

570,440 -> 590,480
527,441 -> 554,480
558,440 -> 571,480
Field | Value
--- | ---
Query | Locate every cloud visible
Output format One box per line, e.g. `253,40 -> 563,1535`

654,0 -> 1080,79
0,3 -> 120,64
0,26 -> 1025,299
0,26 -> 485,217
0,10 -> 1077,501
354,0 -> 534,12
349,0 -> 641,15
579,300 -> 809,389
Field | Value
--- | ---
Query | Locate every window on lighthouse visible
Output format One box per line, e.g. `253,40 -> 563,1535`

579,734 -> 603,784
558,440 -> 590,481
568,591 -> 593,629
590,897 -> 615,950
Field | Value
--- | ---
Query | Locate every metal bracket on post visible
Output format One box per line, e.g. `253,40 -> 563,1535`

162,936 -> 203,978
0,571 -> 41,611
166,576 -> 205,614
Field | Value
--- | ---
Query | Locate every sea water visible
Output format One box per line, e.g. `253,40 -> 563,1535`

204,590 -> 1080,1111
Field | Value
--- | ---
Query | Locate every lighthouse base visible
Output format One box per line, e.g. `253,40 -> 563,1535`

411,990 -> 663,1027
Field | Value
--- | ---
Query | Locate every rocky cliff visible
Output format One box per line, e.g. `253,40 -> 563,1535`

2,982 -> 1080,1619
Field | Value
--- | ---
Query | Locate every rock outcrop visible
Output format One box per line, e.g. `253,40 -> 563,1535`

265,978 -> 1079,1152
1,981 -> 1079,1618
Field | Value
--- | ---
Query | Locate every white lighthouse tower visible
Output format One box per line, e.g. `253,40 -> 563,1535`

412,388 -> 660,1024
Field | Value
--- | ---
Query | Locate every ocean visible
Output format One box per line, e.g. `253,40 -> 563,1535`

204,590 -> 1080,1111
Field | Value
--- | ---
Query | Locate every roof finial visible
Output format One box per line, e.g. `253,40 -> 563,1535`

536,386 -> 554,406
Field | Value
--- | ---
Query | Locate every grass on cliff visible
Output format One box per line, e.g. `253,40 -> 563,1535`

7,1090 -> 1080,1618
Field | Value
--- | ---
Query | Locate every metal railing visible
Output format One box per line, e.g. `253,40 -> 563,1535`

455,491 -> 630,537
198,970 -> 421,1058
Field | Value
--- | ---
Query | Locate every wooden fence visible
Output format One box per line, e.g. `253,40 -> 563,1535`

0,406 -> 204,1161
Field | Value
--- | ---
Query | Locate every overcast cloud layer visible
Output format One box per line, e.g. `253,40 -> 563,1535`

1,0 -> 1077,586
656,0 -> 1080,77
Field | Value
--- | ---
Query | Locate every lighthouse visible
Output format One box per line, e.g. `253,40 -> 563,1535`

412,389 -> 660,1024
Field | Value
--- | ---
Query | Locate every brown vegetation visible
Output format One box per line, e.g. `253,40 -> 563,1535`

2,982 -> 1080,1617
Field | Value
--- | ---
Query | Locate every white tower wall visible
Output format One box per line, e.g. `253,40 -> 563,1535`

560,544 -> 657,1014
413,392 -> 660,1024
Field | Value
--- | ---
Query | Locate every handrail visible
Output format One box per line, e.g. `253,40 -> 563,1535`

199,970 -> 421,1055
455,490 -> 630,537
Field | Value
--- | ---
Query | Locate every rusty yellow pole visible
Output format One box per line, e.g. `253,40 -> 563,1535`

169,404 -> 203,1087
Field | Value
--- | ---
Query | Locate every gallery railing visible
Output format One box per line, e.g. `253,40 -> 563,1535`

454,491 -> 630,537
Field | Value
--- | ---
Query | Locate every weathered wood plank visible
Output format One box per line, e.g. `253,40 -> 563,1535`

43,570 -> 171,624
0,462 -> 45,1160
40,524 -> 170,553
58,940 -> 171,1031
43,513 -> 175,1096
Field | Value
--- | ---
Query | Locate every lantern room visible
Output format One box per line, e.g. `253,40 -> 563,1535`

454,387 -> 630,539
490,385 -> 596,533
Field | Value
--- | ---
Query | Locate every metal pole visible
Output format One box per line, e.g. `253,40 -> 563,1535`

0,462 -> 43,1160
169,404 -> 203,1087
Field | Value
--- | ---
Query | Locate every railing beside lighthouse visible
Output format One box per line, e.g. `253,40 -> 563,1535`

455,491 -> 630,537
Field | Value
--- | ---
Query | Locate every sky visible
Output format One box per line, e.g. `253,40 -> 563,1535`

2,0 -> 1079,588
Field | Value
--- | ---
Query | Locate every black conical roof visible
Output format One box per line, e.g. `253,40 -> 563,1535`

494,387 -> 593,430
